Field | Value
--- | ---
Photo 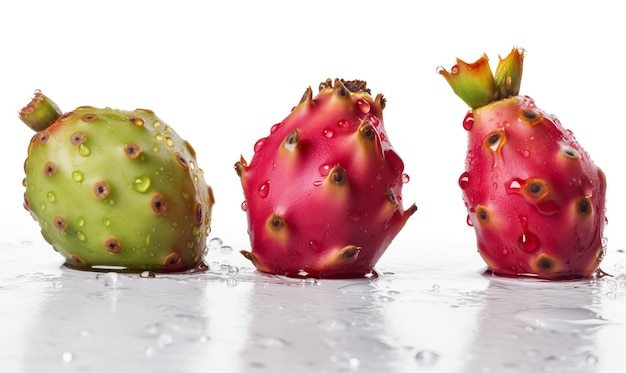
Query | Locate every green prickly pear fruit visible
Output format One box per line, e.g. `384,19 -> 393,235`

20,91 -> 215,272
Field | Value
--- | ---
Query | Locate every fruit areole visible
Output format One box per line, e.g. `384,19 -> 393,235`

439,48 -> 606,279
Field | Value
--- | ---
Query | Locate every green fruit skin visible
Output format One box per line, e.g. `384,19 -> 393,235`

23,107 -> 214,272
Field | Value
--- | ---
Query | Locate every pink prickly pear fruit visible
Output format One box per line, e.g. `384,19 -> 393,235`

439,48 -> 607,279
20,91 -> 215,272
235,79 -> 417,278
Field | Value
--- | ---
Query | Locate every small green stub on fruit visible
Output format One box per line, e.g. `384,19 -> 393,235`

19,91 -> 63,132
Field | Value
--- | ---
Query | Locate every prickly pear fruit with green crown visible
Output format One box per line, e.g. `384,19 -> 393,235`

20,91 -> 215,272
439,48 -> 607,279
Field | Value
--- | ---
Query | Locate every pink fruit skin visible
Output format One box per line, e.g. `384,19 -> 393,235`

236,79 -> 416,278
461,95 -> 606,279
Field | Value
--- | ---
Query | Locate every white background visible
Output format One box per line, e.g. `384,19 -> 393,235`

2,0 -> 624,255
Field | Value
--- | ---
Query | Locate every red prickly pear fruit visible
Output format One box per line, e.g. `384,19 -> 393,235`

439,48 -> 607,279
235,79 -> 416,278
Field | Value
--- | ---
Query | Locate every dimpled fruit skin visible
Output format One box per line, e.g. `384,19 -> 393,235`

235,79 -> 416,278
462,96 -> 606,279
440,48 -> 607,279
23,106 -> 214,272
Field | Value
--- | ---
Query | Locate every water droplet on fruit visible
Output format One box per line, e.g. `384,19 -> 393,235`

78,143 -> 91,157
357,99 -> 370,113
458,172 -> 469,189
401,173 -> 410,184
463,112 -> 474,130
258,181 -> 270,198
152,146 -> 160,153
133,176 -> 151,193
270,123 -> 282,133
144,234 -> 151,245
337,120 -> 348,128
303,240 -> 319,253
77,217 -> 85,227
323,129 -> 334,138
466,214 -> 473,226
209,237 -> 223,250
319,164 -> 331,177
518,230 -> 539,252
165,137 -> 174,147
103,218 -> 111,226
76,231 -> 86,242
72,171 -> 84,182
521,149 -> 530,158
47,192 -> 56,202
241,200 -> 248,211
347,211 -> 361,222
253,137 -> 266,153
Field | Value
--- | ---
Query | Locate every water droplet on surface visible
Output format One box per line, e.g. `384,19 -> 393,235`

97,272 -> 121,288
401,173 -> 410,184
415,350 -> 439,366
337,120 -> 348,128
140,271 -> 156,278
76,217 -> 85,227
258,181 -> 270,198
220,245 -> 233,254
357,99 -> 370,113
133,175 -> 151,193
209,237 -> 223,250
62,351 -> 74,363
323,128 -> 334,138
76,231 -> 86,242
466,214 -> 473,227
165,137 -> 174,147
47,192 -> 56,202
515,307 -> 612,332
521,149 -> 530,158
240,200 -> 248,211
253,336 -> 289,349
339,283 -> 376,294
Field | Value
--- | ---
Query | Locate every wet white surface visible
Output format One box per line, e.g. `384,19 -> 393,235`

3,1 -> 626,372
2,237 -> 626,373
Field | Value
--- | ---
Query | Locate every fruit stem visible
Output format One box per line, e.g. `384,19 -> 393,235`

19,91 -> 62,132
439,47 -> 524,109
